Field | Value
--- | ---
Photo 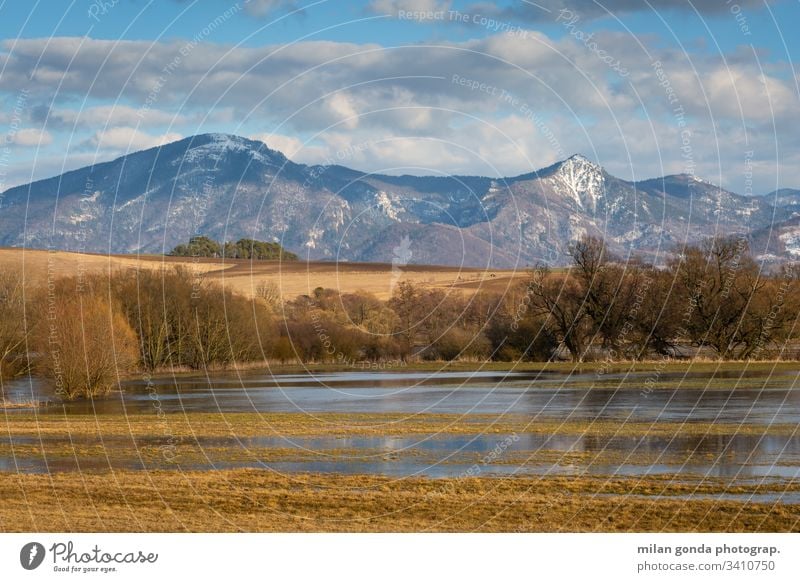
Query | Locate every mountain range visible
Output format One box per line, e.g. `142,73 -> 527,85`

1,133 -> 798,267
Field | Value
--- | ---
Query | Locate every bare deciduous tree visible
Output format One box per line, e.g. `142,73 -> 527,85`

527,267 -> 592,362
255,280 -> 282,309
670,237 -> 785,359
0,269 -> 29,379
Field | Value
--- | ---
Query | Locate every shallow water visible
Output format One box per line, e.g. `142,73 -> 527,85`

4,370 -> 800,423
2,370 -> 800,504
3,431 -> 800,480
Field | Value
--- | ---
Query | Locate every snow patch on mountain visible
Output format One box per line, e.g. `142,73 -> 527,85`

376,191 -> 401,220
779,227 -> 800,256
568,213 -> 588,240
67,191 -> 103,224
2,133 -> 796,267
305,227 -> 324,249
178,133 -> 282,166
547,154 -> 606,211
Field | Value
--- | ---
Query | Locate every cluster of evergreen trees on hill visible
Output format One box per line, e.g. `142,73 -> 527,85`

169,236 -> 298,261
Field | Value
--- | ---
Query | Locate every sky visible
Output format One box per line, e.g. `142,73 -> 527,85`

0,0 -> 798,195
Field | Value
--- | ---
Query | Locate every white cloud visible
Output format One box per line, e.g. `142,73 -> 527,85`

324,93 -> 360,130
250,132 -> 305,158
0,33 -> 797,192
81,128 -> 183,152
8,128 -> 53,147
44,105 -> 187,128
370,0 -> 451,16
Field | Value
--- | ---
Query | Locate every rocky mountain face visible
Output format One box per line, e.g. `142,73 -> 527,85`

0,133 -> 796,267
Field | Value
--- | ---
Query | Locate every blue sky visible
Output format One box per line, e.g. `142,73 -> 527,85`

1,0 -> 798,194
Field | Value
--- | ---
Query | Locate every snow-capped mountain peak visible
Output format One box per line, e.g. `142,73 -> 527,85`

548,154 -> 606,211
179,133 -> 286,166
0,134 -> 795,267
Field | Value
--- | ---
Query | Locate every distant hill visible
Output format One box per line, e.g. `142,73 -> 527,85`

0,133 -> 796,266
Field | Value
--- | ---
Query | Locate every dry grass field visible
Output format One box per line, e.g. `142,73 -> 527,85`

2,469 -> 796,532
0,247 -> 527,300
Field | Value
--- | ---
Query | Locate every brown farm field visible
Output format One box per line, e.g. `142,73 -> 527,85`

0,247 -> 529,300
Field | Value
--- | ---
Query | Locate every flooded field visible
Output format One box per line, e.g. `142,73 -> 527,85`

2,369 -> 799,509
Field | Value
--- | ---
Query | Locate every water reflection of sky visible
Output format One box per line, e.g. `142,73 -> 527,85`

2,430 -> 799,489
4,371 -> 800,424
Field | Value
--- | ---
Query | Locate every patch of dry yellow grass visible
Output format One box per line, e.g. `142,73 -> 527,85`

0,470 -> 796,532
0,248 -> 225,288
0,399 -> 41,409
4,412 -> 798,439
2,411 -> 798,532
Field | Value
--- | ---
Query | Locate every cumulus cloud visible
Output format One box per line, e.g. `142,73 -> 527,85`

0,30 -> 796,192
0,35 -> 655,123
32,104 -> 188,129
250,132 -> 305,158
8,128 -> 53,146
81,127 -> 183,151
370,0 -> 452,16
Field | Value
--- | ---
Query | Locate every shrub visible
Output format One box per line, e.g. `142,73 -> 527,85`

35,285 -> 138,400
0,268 -> 29,379
255,280 -> 282,309
113,268 -> 194,370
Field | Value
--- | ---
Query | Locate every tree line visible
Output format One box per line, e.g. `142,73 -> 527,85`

0,235 -> 798,399
523,236 -> 799,362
